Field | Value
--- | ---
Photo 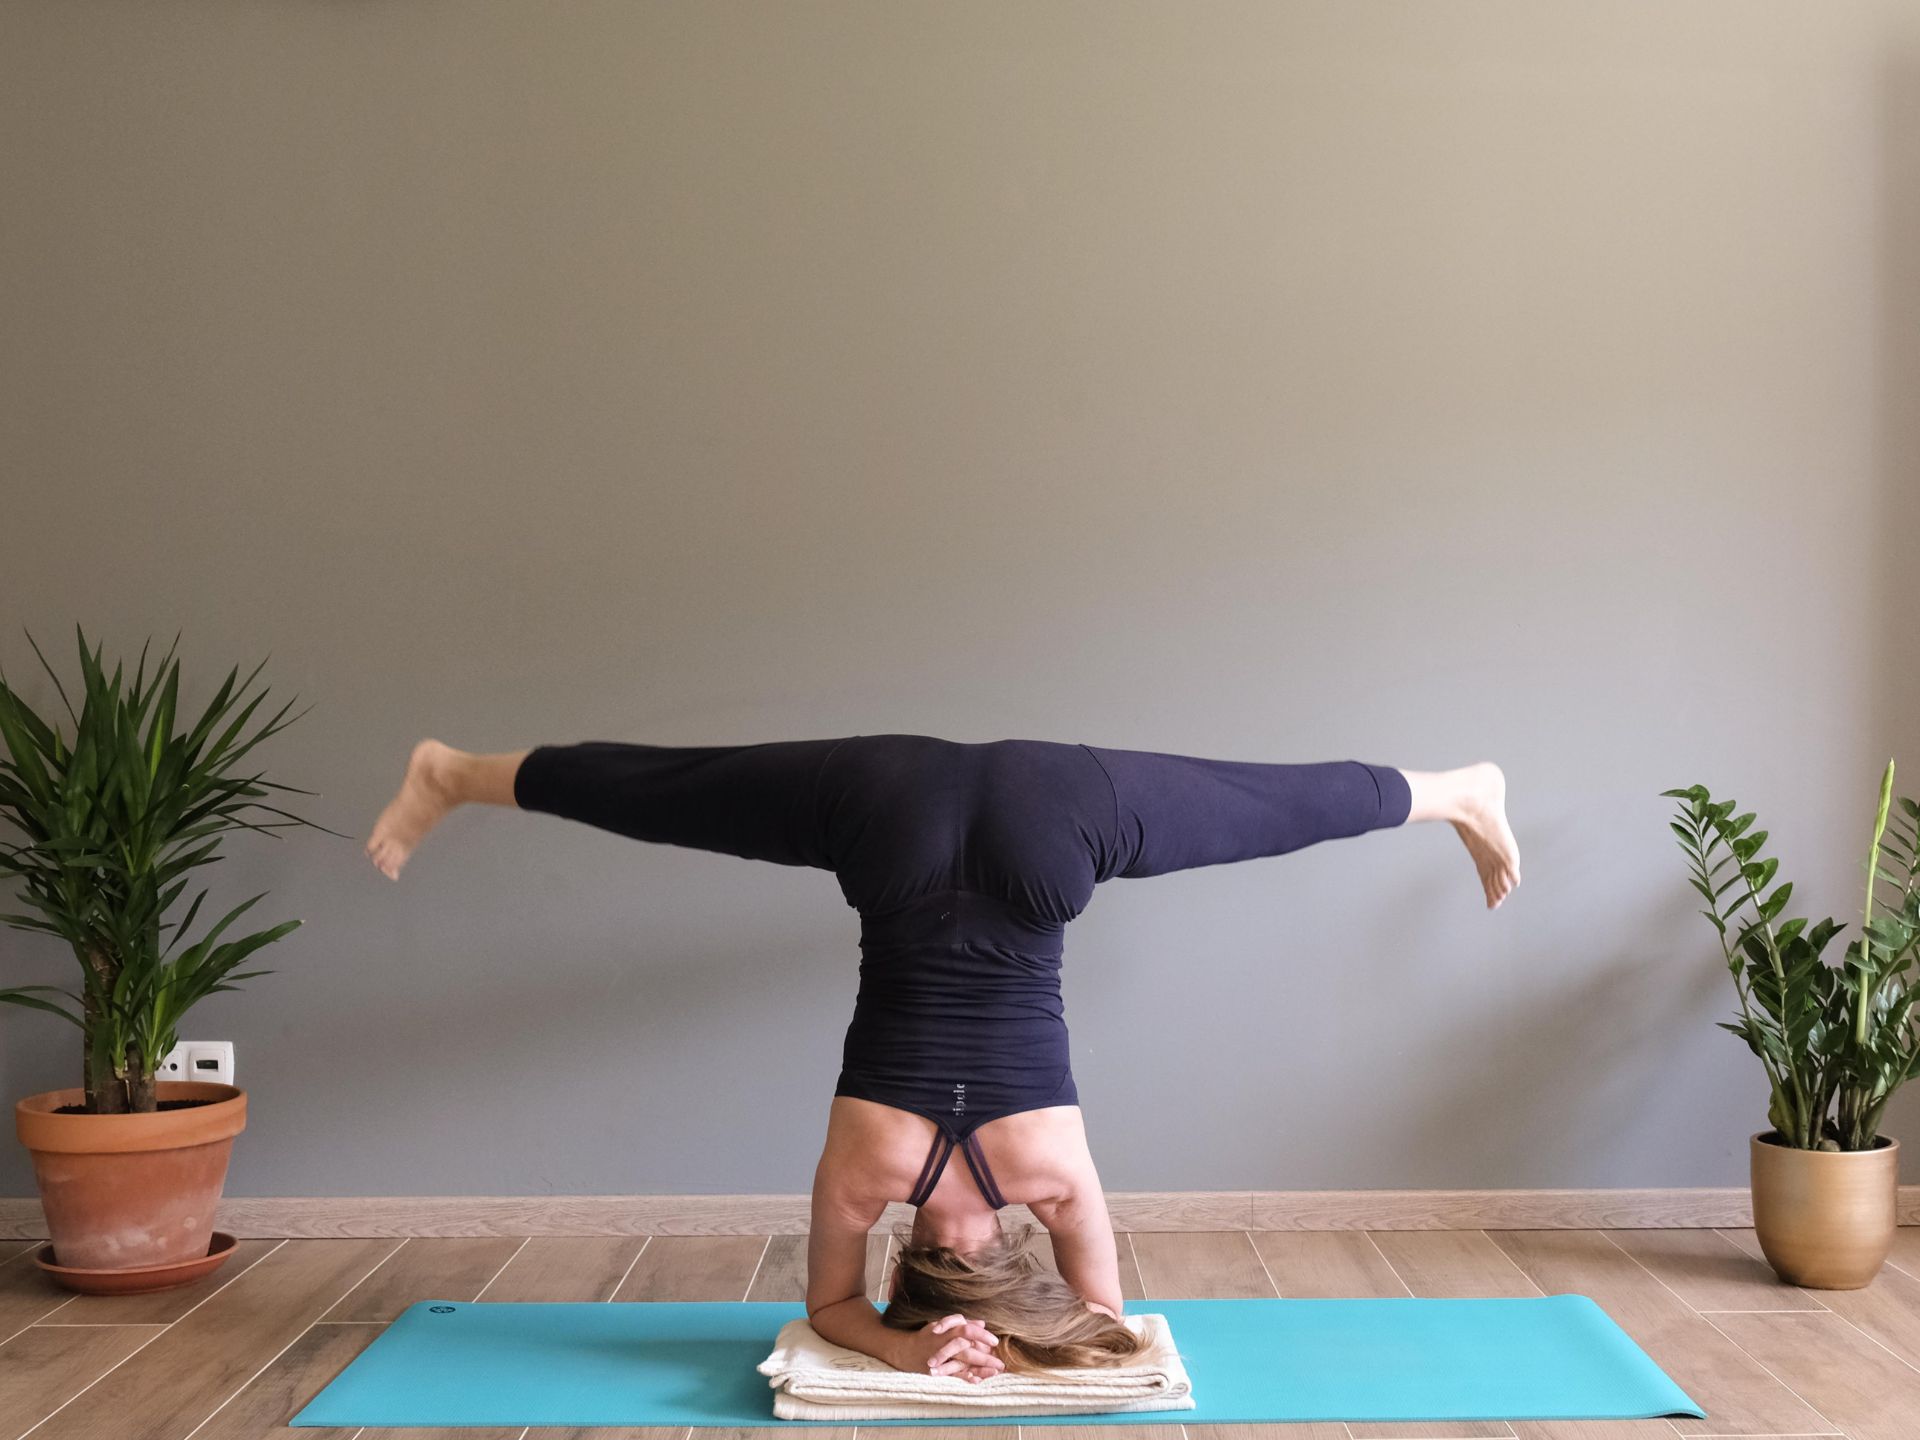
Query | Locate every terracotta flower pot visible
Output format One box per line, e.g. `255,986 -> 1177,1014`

14,1081 -> 245,1281
1749,1129 -> 1899,1289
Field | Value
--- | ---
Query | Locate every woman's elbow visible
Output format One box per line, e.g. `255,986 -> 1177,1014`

806,1291 -> 868,1323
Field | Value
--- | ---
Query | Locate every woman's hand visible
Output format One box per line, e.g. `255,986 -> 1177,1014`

894,1313 -> 1005,1382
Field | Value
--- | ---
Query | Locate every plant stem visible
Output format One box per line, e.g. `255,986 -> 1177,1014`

1727,956 -> 1794,1133
81,946 -> 127,1113
1858,761 -> 1896,1049
1726,834 -> 1809,1142
126,1054 -> 155,1112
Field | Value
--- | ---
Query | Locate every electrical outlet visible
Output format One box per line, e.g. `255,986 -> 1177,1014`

158,1040 -> 235,1087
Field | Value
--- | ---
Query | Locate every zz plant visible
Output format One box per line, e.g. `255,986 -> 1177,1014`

1663,762 -> 1920,1151
0,627 -> 332,1114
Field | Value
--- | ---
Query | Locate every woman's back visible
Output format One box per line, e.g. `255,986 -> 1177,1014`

819,1093 -> 1091,1222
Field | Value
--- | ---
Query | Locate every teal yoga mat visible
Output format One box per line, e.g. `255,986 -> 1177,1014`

290,1295 -> 1704,1428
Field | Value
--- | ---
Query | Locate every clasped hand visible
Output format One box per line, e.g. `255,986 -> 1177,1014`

895,1312 -> 1005,1382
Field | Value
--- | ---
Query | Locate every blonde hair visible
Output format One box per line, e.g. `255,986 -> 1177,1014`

879,1223 -> 1149,1372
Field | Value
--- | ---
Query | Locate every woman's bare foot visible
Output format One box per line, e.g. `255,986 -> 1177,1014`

1451,762 -> 1521,909
365,739 -> 464,880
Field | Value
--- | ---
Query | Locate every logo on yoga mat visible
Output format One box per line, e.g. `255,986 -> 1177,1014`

430,1305 -> 455,1313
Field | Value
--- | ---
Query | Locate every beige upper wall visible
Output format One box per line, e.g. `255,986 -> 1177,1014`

1,1 -> 1915,1195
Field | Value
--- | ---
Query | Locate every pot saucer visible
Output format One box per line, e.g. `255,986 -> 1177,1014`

32,1230 -> 237,1295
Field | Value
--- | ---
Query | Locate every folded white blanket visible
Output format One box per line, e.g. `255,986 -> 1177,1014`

756,1312 -> 1195,1420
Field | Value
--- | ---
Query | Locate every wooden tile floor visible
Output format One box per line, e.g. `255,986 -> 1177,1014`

3,1225 -> 1917,1440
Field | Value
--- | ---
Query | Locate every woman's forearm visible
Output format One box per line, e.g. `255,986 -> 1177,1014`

808,1296 -> 909,1370
1037,1194 -> 1126,1315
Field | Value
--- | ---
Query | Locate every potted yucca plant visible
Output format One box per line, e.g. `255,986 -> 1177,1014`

1663,761 -> 1919,1289
0,627 -> 330,1293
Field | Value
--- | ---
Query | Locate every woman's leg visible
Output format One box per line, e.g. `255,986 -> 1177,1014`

1084,745 -> 1520,910
365,735 -> 850,881
365,740 -> 527,879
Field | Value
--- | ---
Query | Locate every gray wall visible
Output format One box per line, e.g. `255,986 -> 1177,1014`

2,1 -> 1916,1198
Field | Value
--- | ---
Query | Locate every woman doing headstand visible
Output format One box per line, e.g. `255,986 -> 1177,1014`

366,734 -> 1519,1380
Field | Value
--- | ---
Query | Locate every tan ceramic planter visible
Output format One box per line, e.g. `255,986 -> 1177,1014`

1750,1129 -> 1899,1289
15,1081 -> 245,1274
